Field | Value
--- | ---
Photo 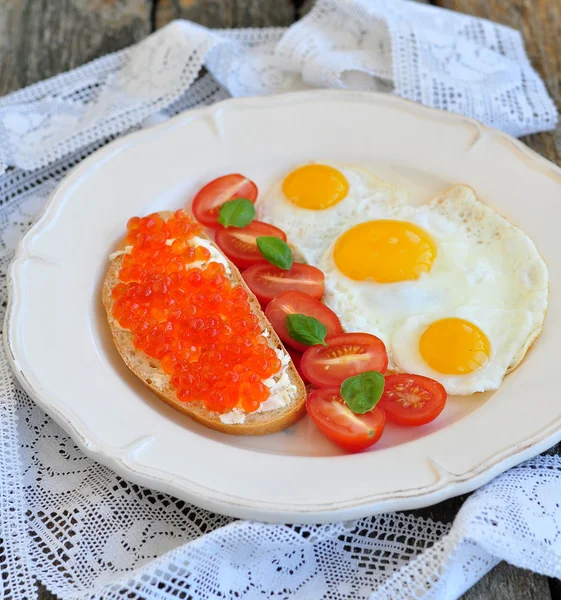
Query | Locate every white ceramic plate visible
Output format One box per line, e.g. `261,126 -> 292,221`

5,91 -> 561,523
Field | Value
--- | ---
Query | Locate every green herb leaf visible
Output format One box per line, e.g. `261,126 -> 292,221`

217,198 -> 255,228
340,371 -> 385,414
286,314 -> 327,347
256,236 -> 293,270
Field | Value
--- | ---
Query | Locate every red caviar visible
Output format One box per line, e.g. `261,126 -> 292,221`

112,210 -> 280,413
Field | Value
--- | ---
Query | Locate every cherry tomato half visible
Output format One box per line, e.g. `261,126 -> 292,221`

301,333 -> 388,388
265,291 -> 342,353
242,262 -> 324,307
379,374 -> 447,426
215,220 -> 287,270
191,174 -> 258,227
306,387 -> 386,452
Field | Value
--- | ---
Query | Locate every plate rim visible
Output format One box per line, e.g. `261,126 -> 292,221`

5,89 -> 561,523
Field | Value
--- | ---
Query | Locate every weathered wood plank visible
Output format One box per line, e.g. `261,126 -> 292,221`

298,0 -> 429,18
155,0 -> 295,29
434,0 -> 561,167
463,563 -> 552,600
0,0 -> 152,97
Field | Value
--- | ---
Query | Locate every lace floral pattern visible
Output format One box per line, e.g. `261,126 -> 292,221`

0,1 -> 559,598
0,0 -> 556,177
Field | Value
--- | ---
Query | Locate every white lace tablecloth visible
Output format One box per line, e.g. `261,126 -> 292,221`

0,1 -> 560,598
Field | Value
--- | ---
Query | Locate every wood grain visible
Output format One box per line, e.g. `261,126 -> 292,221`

0,0 -> 151,96
298,0 -> 429,17
463,563 -> 552,600
155,0 -> 295,29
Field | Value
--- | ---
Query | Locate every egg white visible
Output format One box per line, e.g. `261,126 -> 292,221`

257,162 -> 409,244
318,185 -> 548,372
391,306 -> 534,395
259,175 -> 549,395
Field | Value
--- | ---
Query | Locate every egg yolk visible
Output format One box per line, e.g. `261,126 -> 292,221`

333,220 -> 437,282
420,318 -> 491,375
282,164 -> 349,210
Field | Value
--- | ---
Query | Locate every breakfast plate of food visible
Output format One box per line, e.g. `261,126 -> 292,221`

5,90 -> 560,523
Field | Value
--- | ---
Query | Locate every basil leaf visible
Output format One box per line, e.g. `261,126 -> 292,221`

340,371 -> 385,414
217,198 -> 255,228
256,236 -> 293,270
286,314 -> 327,347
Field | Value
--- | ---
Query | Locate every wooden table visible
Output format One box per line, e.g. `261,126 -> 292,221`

1,1 -> 559,598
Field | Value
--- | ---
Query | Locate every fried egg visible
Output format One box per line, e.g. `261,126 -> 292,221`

391,306 -> 534,395
258,162 -> 408,244
258,170 -> 548,395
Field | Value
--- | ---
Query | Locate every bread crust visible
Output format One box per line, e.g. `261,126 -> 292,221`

103,212 -> 307,435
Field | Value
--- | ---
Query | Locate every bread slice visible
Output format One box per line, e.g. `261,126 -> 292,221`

102,211 -> 307,435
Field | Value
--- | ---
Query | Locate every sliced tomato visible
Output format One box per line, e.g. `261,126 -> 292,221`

214,220 -> 287,269
286,346 -> 307,383
379,374 -> 447,426
306,387 -> 386,452
301,333 -> 388,388
242,262 -> 324,307
265,291 -> 342,353
191,174 -> 258,227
